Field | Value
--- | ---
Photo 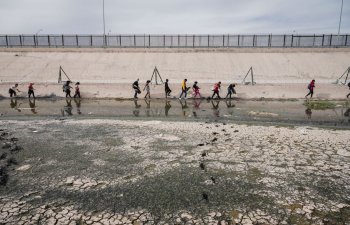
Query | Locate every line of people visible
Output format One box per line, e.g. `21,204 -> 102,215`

8,81 -> 81,99
132,78 -> 237,100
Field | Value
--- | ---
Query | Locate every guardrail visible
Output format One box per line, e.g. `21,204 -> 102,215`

0,34 -> 349,48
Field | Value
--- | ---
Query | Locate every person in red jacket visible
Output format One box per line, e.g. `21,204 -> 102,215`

28,83 -> 35,99
212,81 -> 221,99
305,80 -> 315,98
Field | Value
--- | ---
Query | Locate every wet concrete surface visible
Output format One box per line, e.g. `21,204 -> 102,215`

0,99 -> 350,224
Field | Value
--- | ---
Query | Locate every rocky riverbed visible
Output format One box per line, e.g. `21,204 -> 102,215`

0,119 -> 349,225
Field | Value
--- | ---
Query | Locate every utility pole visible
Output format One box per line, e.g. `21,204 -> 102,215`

103,0 -> 106,46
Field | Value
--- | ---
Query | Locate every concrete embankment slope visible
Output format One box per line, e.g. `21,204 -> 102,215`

0,48 -> 349,99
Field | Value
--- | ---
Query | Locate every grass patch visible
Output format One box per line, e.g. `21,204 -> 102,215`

303,100 -> 337,110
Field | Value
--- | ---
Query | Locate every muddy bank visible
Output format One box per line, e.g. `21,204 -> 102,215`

0,119 -> 349,224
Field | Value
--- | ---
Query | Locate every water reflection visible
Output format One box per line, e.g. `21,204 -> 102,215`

164,100 -> 171,117
74,99 -> 82,115
133,100 -> 141,117
305,108 -> 312,119
61,99 -> 73,116
10,99 -> 21,112
2,99 -> 349,128
29,99 -> 37,114
211,100 -> 220,117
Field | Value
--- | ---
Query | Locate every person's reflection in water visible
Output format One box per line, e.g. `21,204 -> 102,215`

133,99 -> 141,117
225,99 -> 235,108
165,100 -> 171,117
305,107 -> 312,119
64,99 -> 73,116
211,100 -> 220,117
344,108 -> 350,122
74,98 -> 82,115
179,100 -> 188,117
28,99 -> 37,114
192,99 -> 201,118
144,99 -> 151,117
10,99 -> 21,112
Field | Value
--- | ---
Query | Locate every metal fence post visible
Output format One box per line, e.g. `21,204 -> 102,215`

208,35 -> 209,47
227,34 -> 230,47
223,34 -> 225,47
34,35 -> 37,47
253,35 -> 255,47
48,35 -> 50,47
322,34 -> 324,46
148,35 -> 150,47
193,35 -> 195,48
268,34 -> 271,47
330,34 -> 333,47
291,34 -> 294,47
283,34 -> 286,47
90,35 -> 93,47
62,35 -> 64,47
345,34 -> 348,46
238,35 -> 240,47
76,35 -> 79,47
20,35 -> 23,47
178,35 -> 180,47
5,35 -> 8,47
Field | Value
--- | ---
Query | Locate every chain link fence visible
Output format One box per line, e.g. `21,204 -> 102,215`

0,34 -> 349,48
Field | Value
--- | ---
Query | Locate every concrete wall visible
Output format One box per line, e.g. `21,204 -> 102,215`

0,48 -> 349,99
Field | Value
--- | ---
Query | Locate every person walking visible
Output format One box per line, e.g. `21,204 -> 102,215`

143,80 -> 151,99
73,82 -> 81,98
8,83 -> 21,97
225,83 -> 236,99
347,82 -> 350,98
165,79 -> 172,98
192,81 -> 201,98
179,79 -> 189,99
132,78 -> 141,99
28,83 -> 35,99
63,81 -> 72,98
212,81 -> 221,99
305,79 -> 315,99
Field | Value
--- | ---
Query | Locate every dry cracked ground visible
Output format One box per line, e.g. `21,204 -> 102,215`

0,119 -> 349,225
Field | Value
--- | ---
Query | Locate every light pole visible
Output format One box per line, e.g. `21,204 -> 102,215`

338,0 -> 344,35
102,0 -> 106,46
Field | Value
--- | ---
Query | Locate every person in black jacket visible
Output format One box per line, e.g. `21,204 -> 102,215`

132,78 -> 141,99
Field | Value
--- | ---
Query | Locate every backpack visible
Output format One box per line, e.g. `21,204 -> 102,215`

307,83 -> 310,89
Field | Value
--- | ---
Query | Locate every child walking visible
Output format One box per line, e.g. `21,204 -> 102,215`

74,82 -> 81,98
165,79 -> 172,98
192,81 -> 201,98
212,81 -> 221,99
225,83 -> 236,99
144,80 -> 151,99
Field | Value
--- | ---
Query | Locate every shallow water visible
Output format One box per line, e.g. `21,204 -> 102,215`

1,98 -> 350,128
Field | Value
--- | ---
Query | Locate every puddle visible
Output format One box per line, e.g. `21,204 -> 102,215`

0,99 -> 350,128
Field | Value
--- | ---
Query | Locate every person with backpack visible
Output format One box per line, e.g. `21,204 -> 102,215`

8,83 -> 21,97
143,80 -> 151,99
192,81 -> 201,98
73,82 -> 81,98
28,83 -> 35,99
63,81 -> 72,98
212,81 -> 221,99
165,79 -> 172,98
347,82 -> 350,98
305,79 -> 315,99
132,78 -> 141,99
179,79 -> 189,99
225,83 -> 236,99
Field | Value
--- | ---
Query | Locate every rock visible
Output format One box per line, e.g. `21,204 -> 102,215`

16,164 -> 31,171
